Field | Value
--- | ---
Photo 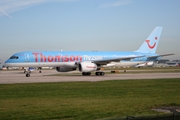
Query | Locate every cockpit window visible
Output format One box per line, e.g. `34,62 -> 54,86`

10,56 -> 19,59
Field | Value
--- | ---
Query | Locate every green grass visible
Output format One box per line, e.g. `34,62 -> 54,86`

0,78 -> 180,120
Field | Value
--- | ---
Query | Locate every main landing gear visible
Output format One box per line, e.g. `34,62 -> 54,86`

82,72 -> 105,76
82,72 -> 91,76
95,71 -> 105,76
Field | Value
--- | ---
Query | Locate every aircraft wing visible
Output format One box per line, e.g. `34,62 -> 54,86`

92,55 -> 144,65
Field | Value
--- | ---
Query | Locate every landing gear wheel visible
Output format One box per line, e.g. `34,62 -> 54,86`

26,74 -> 30,77
82,72 -> 86,76
95,72 -> 99,76
101,72 -> 105,76
82,72 -> 91,76
95,72 -> 105,76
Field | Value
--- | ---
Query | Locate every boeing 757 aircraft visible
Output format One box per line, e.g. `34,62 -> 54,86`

5,27 -> 173,77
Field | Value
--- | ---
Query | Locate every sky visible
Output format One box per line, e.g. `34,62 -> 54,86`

0,0 -> 180,63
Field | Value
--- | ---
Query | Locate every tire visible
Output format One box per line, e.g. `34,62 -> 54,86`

82,72 -> 86,76
26,74 -> 30,77
101,72 -> 105,76
82,72 -> 91,76
95,72 -> 100,76
96,72 -> 105,76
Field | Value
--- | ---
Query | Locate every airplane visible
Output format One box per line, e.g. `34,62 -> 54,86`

5,26 -> 174,77
135,61 -> 154,68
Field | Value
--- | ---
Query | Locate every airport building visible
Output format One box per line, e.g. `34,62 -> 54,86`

157,59 -> 169,64
156,59 -> 180,67
166,61 -> 180,67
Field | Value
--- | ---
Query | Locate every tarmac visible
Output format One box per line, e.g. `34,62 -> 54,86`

0,70 -> 180,84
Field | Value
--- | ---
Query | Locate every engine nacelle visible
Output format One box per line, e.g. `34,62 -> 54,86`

78,62 -> 99,72
56,67 -> 76,72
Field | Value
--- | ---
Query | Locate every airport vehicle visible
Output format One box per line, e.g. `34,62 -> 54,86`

5,27 -> 173,77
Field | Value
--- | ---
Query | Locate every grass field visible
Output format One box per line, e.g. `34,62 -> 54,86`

0,78 -> 180,120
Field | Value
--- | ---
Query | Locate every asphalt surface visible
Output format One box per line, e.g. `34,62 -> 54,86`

0,70 -> 180,84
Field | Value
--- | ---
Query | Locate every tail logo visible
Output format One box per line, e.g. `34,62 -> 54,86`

146,37 -> 158,49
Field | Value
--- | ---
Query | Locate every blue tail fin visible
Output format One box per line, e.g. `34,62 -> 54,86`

136,26 -> 163,53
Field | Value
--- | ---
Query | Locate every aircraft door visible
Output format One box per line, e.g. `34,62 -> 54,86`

24,54 -> 30,62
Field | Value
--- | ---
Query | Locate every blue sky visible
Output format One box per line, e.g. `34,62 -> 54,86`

0,0 -> 180,63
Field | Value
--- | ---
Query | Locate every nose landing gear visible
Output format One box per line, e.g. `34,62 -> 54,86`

26,73 -> 30,77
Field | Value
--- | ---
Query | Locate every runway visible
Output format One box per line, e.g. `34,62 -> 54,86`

0,70 -> 180,84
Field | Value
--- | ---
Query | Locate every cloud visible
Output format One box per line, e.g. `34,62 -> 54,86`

100,0 -> 133,8
0,0 -> 78,18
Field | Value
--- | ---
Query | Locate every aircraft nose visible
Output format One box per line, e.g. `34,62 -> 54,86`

5,59 -> 8,64
5,59 -> 11,66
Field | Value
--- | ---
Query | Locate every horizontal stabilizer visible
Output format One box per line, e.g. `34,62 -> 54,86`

147,53 -> 174,59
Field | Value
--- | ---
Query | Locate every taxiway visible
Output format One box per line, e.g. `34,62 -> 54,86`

0,70 -> 180,84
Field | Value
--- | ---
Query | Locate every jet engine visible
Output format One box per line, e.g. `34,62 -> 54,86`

78,62 -> 100,72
